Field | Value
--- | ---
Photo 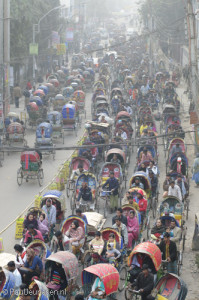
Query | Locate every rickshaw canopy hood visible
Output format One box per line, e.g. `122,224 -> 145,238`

46,251 -> 78,281
82,264 -> 119,296
128,242 -> 162,271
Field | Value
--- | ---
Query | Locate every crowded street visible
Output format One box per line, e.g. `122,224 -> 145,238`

0,0 -> 199,300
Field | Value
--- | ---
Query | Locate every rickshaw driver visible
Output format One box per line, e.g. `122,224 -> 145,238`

77,182 -> 94,209
132,264 -> 154,300
137,190 -> 147,224
70,163 -> 86,181
170,143 -> 183,157
148,171 -> 158,198
102,171 -> 119,213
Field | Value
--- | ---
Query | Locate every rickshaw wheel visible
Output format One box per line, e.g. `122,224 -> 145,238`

38,169 -> 44,186
81,250 -> 91,269
103,198 -> 108,218
70,191 -> 75,210
118,265 -> 127,292
182,234 -> 186,251
152,197 -> 157,218
125,287 -> 134,300
17,168 -> 23,186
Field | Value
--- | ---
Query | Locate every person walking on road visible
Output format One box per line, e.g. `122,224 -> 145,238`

13,83 -> 22,108
192,153 -> 199,186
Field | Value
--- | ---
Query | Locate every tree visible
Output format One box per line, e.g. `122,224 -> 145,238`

10,0 -> 61,81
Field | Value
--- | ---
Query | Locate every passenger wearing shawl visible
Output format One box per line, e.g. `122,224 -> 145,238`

192,153 -> 199,186
88,277 -> 106,300
127,210 -> 139,249
23,213 -> 38,230
37,213 -> 49,236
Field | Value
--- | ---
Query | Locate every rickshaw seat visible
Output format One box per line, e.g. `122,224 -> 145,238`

161,277 -> 177,297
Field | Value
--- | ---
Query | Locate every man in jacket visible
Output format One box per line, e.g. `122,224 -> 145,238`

13,83 -> 22,108
158,232 -> 178,274
112,217 -> 128,247
163,174 -> 171,192
148,170 -> 158,198
112,207 -> 127,226
102,171 -> 119,212
77,182 -> 93,209
133,264 -> 154,300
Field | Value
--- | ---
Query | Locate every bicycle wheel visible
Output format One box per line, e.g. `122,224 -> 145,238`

152,197 -> 157,218
118,266 -> 127,292
17,168 -> 23,186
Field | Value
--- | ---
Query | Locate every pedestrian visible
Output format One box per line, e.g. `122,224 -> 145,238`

102,171 -> 119,213
13,83 -> 22,108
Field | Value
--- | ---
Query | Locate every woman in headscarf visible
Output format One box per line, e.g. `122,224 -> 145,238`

65,220 -> 85,255
23,213 -> 38,230
192,153 -> 199,186
127,210 -> 139,249
37,213 -> 49,236
19,249 -> 43,285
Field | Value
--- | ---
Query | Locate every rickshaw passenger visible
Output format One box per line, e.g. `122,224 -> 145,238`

14,244 -> 27,268
151,219 -> 165,239
132,264 -> 154,300
117,128 -> 127,140
70,164 -> 86,181
89,231 -> 104,255
163,174 -> 171,192
23,213 -> 38,230
7,261 -> 22,294
128,195 -> 140,210
112,207 -> 127,226
170,143 -> 182,157
146,161 -> 159,176
88,276 -> 106,300
102,171 -> 119,212
37,213 -> 49,236
175,174 -> 188,199
47,261 -> 68,300
106,243 -> 121,265
140,148 -> 153,162
20,249 -> 43,285
112,217 -> 128,247
137,190 -> 147,223
140,123 -> 148,135
77,182 -> 93,208
127,210 -> 139,249
24,224 -> 44,246
42,199 -> 56,228
131,177 -> 144,189
168,181 -> 182,201
110,154 -> 121,164
65,220 -> 85,255
158,232 -> 178,274
50,231 -> 69,253
170,220 -> 181,251
76,208 -> 88,224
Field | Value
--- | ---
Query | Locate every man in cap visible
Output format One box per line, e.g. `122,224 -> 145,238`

148,170 -> 158,198
132,264 -> 154,300
137,190 -> 147,223
112,217 -> 128,247
158,232 -> 177,274
170,143 -> 183,157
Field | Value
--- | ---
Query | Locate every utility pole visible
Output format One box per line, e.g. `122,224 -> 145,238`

187,0 -> 198,109
3,0 -> 10,116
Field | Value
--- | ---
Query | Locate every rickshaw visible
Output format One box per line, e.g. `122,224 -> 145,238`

122,205 -> 141,226
44,82 -> 55,98
83,70 -> 93,89
106,148 -> 127,173
167,138 -> 186,158
26,239 -> 51,265
5,122 -> 27,147
166,152 -> 188,177
38,84 -> 48,95
129,171 -> 151,197
17,151 -> 43,186
53,94 -> 66,112
137,145 -> 157,165
63,86 -> 74,99
82,264 -> 119,299
49,78 -> 60,89
30,96 -> 43,107
86,121 -> 111,145
73,90 -> 86,118
27,102 -> 42,127
45,251 -> 79,299
110,87 -> 123,99
99,162 -> 124,187
47,111 -> 64,144
35,122 -> 55,159
66,156 -> 91,198
71,172 -> 98,215
34,89 -> 45,98
122,242 -> 162,298
78,141 -> 99,172
41,190 -> 66,224
5,112 -> 20,126
153,273 -> 187,300
161,104 -> 177,132
62,103 -> 77,136
29,279 -> 49,300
